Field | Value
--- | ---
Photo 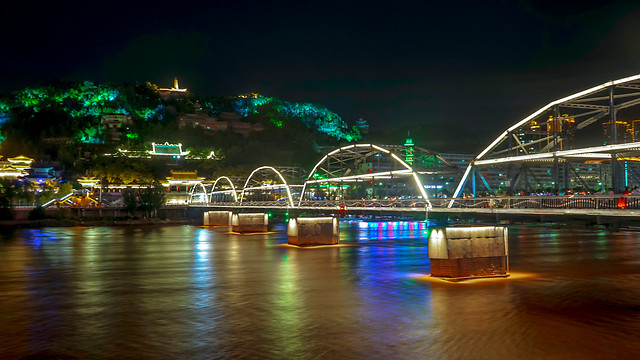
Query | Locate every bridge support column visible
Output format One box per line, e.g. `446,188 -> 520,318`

203,211 -> 232,226
428,226 -> 509,279
232,213 -> 268,233
287,216 -> 339,246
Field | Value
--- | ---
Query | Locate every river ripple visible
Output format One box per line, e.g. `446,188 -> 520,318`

0,223 -> 639,359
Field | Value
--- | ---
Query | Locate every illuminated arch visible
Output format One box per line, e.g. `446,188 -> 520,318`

188,183 -> 208,204
240,166 -> 295,207
450,74 -> 640,206
299,143 -> 431,207
210,176 -> 239,202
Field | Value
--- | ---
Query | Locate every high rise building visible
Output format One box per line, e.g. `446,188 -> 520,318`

602,121 -> 632,144
516,115 -> 574,153
632,120 -> 640,141
516,120 -> 545,153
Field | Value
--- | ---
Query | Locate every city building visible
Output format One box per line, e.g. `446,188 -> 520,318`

603,120 -> 634,144
178,111 -> 264,137
178,113 -> 228,131
218,112 -> 265,137
102,114 -> 134,142
516,115 -> 574,153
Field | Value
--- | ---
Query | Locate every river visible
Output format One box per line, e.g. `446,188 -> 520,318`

1,222 -> 639,359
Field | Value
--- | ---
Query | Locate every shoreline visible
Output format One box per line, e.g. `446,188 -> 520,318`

0,218 -> 199,228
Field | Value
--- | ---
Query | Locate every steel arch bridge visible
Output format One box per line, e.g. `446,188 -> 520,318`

299,143 -> 432,208
450,74 -> 640,205
190,143 -> 438,209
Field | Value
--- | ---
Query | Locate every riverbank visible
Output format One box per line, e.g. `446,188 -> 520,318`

0,218 -> 199,228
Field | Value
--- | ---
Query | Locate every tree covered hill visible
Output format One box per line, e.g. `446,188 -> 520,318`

0,81 -> 362,173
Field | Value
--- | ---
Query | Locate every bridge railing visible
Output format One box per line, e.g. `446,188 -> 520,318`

206,199 -> 431,208
209,200 -> 292,207
447,195 -> 640,210
196,195 -> 640,211
299,199 -> 429,208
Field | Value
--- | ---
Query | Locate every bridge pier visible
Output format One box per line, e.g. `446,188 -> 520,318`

231,213 -> 269,233
287,216 -> 339,246
203,211 -> 232,226
428,226 -> 509,280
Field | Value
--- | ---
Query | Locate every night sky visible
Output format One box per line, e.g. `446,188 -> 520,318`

3,0 -> 640,140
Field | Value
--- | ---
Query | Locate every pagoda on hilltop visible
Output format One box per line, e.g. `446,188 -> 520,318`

158,77 -> 188,99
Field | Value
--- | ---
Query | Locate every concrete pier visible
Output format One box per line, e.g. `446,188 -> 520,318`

428,226 -> 509,279
287,216 -> 339,246
231,213 -> 269,233
203,211 -> 232,226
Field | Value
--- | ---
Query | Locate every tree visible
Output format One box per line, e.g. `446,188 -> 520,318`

122,189 -> 139,217
28,206 -> 47,220
138,182 -> 165,218
0,183 -> 13,219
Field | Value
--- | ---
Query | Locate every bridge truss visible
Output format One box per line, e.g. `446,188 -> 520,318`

298,144 -> 431,207
452,74 -> 640,204
193,144 -> 446,209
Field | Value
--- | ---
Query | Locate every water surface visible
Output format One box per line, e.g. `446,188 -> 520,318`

1,222 -> 639,359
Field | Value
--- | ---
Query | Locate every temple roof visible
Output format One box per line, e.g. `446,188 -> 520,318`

7,155 -> 34,163
166,170 -> 205,181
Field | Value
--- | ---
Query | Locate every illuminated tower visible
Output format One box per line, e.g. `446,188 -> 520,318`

173,77 -> 179,90
404,133 -> 414,165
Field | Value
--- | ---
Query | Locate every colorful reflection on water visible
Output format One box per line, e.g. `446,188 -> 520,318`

354,220 -> 430,241
0,223 -> 639,359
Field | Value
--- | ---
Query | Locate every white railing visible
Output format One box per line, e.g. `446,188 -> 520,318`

208,195 -> 640,211
446,195 -> 640,210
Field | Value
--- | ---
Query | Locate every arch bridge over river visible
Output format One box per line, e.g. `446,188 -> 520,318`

181,74 -> 640,223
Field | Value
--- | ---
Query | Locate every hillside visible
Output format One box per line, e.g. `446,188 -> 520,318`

0,81 -> 362,174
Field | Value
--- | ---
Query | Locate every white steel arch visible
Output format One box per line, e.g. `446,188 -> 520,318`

240,166 -> 295,207
188,183 -> 208,204
299,143 -> 431,207
210,176 -> 239,202
450,73 -> 640,206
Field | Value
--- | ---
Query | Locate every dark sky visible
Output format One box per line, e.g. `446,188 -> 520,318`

2,0 -> 640,139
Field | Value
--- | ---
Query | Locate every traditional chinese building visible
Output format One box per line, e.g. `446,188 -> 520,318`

148,142 -> 190,158
163,170 -> 206,204
0,155 -> 33,179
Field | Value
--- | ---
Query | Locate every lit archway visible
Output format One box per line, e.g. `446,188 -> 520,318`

240,166 -> 295,207
188,183 -> 208,204
210,176 -> 239,203
299,143 -> 431,207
